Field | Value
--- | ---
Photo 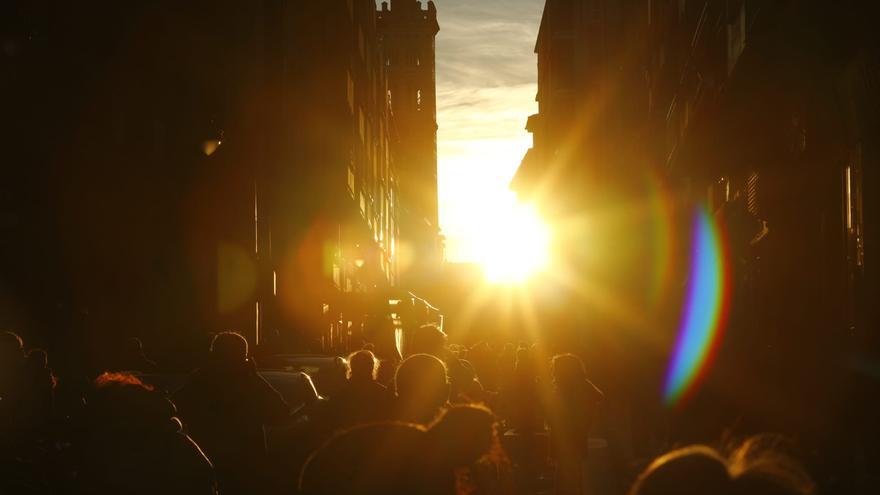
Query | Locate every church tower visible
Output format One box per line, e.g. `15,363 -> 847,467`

378,1 -> 442,283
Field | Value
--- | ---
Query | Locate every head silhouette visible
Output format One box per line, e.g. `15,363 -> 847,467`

629,446 -> 731,495
426,404 -> 499,468
26,348 -> 48,369
347,349 -> 378,380
395,353 -> 449,422
87,372 -> 178,431
629,440 -> 814,495
300,422 -> 426,495
515,346 -> 536,375
209,331 -> 248,367
551,353 -> 587,389
407,324 -> 447,358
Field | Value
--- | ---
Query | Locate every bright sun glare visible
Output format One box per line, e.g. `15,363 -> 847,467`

475,193 -> 552,285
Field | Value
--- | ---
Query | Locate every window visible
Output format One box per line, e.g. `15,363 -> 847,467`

844,147 -> 865,268
727,2 -> 746,75
709,176 -> 731,212
746,172 -> 759,216
346,71 -> 355,113
348,149 -> 356,196
552,37 -> 575,90
348,166 -> 356,196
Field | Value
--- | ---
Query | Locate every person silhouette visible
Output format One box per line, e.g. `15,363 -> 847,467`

407,324 -> 485,403
299,404 -> 501,495
74,372 -> 216,495
19,349 -> 55,442
173,331 -> 288,495
499,345 -> 544,487
299,422 -> 425,495
333,350 -> 393,426
545,353 -> 604,495
120,337 -> 159,373
629,438 -> 815,495
422,404 -> 505,495
394,353 -> 450,424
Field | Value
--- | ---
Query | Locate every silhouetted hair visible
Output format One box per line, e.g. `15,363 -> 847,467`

26,348 -> 57,388
395,354 -> 449,422
629,439 -> 815,495
209,331 -> 248,364
407,324 -> 448,357
87,372 -> 179,431
300,422 -> 426,495
301,405 -> 503,495
347,349 -> 378,380
515,346 -> 535,373
551,353 -> 587,388
0,331 -> 24,357
94,371 -> 154,391
395,353 -> 448,397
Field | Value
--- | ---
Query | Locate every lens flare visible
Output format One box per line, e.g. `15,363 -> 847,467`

663,206 -> 731,407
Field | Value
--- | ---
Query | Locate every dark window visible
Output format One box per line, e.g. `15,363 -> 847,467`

552,37 -> 575,90
844,148 -> 865,269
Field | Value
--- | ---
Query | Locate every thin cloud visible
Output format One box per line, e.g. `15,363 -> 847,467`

433,0 -> 544,260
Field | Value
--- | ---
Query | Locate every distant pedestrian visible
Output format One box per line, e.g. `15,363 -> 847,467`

394,353 -> 450,424
174,332 -> 288,495
629,437 -> 815,495
546,353 -> 604,495
332,349 -> 393,426
300,404 -> 501,495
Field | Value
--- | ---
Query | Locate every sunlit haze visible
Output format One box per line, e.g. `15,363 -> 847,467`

477,193 -> 551,284
435,0 -> 545,263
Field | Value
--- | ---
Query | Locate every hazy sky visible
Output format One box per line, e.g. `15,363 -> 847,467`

434,0 -> 545,262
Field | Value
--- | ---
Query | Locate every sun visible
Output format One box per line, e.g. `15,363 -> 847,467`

475,194 -> 552,285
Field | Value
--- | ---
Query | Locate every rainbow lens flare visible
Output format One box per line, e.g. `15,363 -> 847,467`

663,207 -> 731,407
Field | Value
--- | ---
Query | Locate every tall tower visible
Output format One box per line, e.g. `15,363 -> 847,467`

378,1 -> 441,285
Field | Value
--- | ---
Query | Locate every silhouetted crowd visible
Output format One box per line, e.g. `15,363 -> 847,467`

0,327 -> 815,495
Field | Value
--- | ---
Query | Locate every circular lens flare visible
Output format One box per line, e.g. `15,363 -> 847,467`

475,195 -> 551,285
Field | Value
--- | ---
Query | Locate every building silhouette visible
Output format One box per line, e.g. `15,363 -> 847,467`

259,0 -> 403,353
378,0 -> 444,290
0,0 -> 443,362
514,0 -> 880,455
